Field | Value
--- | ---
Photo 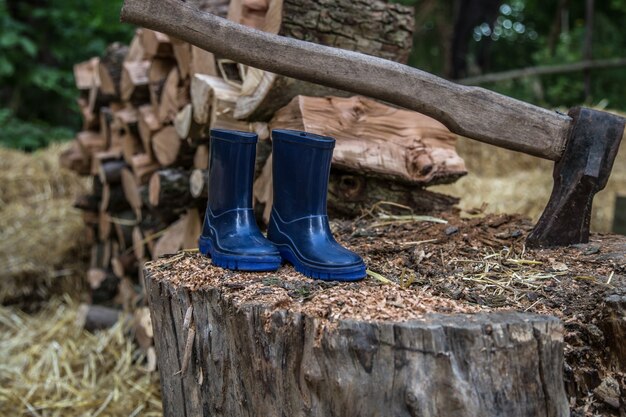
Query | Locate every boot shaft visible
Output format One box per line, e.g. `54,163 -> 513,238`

271,129 -> 335,220
208,129 -> 258,214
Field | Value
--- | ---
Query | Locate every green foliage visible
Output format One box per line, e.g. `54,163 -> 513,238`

0,0 -> 133,150
0,109 -> 73,151
467,1 -> 626,110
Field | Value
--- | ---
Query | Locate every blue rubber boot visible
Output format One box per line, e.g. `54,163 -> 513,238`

267,129 -> 366,281
199,129 -> 281,271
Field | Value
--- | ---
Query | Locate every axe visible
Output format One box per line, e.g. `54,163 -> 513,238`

121,0 -> 626,247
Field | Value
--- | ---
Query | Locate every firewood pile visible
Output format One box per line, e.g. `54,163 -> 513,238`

59,0 -> 467,330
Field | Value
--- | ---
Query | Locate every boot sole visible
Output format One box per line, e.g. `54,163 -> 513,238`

199,237 -> 281,272
277,246 -> 366,282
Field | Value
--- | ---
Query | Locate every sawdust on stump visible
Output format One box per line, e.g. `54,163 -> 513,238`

147,212 -> 626,416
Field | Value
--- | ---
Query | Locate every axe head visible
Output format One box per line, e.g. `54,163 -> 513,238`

526,107 -> 625,247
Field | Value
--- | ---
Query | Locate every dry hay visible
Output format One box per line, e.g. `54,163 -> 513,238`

0,144 -> 89,304
0,298 -> 161,416
434,109 -> 626,233
0,143 -> 85,208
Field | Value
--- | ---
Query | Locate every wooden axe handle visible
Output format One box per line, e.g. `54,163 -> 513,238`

121,0 -> 572,160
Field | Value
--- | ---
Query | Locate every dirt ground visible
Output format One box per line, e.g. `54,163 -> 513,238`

151,211 -> 626,417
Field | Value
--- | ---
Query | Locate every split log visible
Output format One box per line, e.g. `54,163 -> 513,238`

158,67 -> 185,124
121,167 -> 145,217
87,267 -> 120,305
190,45 -> 218,77
270,95 -> 467,185
77,97 -> 99,130
148,59 -> 176,113
189,169 -> 209,199
137,104 -> 162,155
73,57 -> 100,92
60,141 -> 90,175
98,159 -> 127,185
227,0 -> 414,120
76,304 -> 125,332
152,125 -> 195,167
254,156 -> 460,223
121,60 -> 151,103
100,184 -> 131,212
98,43 -> 129,96
171,38 -> 191,80
126,29 -> 146,63
141,29 -> 173,59
148,168 -> 192,209
144,259 -> 569,417
190,74 -> 252,131
112,252 -> 139,279
193,144 -> 209,169
175,103 -> 208,141
152,216 -> 187,259
77,131 -> 107,161
131,153 -> 160,184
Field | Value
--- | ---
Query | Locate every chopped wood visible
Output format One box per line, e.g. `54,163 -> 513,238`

120,60 -> 151,103
98,159 -> 127,185
76,131 -> 107,160
148,168 -> 192,208
76,304 -> 126,332
189,169 -> 209,199
191,73 -> 252,131
132,226 -> 148,260
73,57 -> 100,91
227,0 -> 414,120
190,45 -> 218,77
271,95 -> 467,185
121,167 -> 144,217
182,208 -> 202,250
100,184 -> 131,213
59,142 -> 90,175
87,267 -> 120,304
125,29 -> 145,63
158,67 -> 182,123
254,155 -> 460,223
112,251 -> 139,279
193,144 -> 209,170
174,103 -> 208,140
98,43 -> 128,96
141,29 -> 173,58
152,215 -> 187,259
171,37 -> 192,79
131,153 -> 160,184
151,125 -> 181,166
98,212 -> 113,241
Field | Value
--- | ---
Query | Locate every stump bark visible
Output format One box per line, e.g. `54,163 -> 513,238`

144,258 -> 569,417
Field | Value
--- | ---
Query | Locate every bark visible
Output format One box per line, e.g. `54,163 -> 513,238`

97,157 -> 126,185
76,304 -> 125,332
144,266 -> 569,417
184,0 -> 230,16
148,168 -> 192,208
254,157 -> 460,223
99,42 -> 129,96
228,0 -> 415,120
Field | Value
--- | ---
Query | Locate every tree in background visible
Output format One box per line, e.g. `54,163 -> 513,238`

401,0 -> 626,111
0,0 -> 132,150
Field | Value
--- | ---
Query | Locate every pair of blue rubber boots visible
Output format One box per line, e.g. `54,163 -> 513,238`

198,128 -> 366,282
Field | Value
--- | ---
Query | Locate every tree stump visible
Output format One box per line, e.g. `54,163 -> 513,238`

144,254 -> 569,417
